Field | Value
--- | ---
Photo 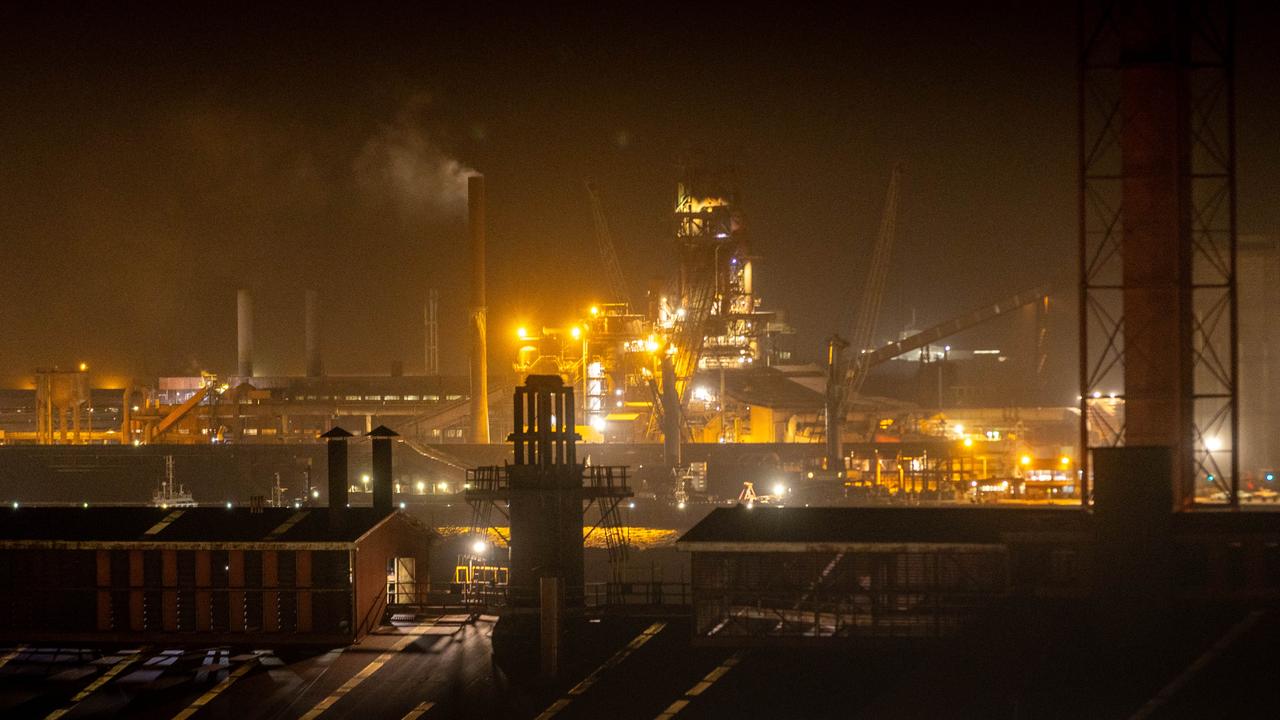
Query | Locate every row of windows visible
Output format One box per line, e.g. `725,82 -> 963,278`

288,394 -> 463,402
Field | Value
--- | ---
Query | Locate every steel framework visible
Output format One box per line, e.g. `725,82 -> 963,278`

1078,0 -> 1237,506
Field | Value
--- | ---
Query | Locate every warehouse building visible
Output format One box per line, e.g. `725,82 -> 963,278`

678,449 -> 1280,646
0,505 -> 432,645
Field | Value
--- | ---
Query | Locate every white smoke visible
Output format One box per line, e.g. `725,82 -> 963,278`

354,95 -> 473,216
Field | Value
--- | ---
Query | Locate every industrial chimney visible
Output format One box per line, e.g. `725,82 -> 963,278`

469,175 -> 491,443
368,425 -> 399,514
305,290 -> 322,378
237,289 -> 254,378
321,427 -> 353,523
425,289 -> 440,376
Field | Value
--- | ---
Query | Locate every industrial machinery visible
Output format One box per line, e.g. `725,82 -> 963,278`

515,171 -> 792,453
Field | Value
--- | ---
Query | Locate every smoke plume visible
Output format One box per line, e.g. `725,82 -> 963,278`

353,94 -> 473,216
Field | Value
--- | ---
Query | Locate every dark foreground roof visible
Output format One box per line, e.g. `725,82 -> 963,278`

0,506 -> 431,546
677,505 -> 1093,546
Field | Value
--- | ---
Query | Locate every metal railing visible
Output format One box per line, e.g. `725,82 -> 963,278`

586,581 -> 690,609
464,465 -> 632,495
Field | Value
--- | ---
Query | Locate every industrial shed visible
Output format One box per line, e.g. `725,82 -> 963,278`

0,506 -> 433,645
676,505 -> 1093,645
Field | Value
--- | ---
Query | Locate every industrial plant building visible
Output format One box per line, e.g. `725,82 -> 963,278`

0,506 -> 433,644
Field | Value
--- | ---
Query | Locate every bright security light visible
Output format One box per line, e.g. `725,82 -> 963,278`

471,540 -> 488,555
772,483 -> 786,496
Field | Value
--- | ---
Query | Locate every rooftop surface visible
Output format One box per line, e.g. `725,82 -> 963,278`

677,504 -> 1093,546
0,506 -> 420,544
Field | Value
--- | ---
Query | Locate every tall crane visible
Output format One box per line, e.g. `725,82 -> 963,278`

825,164 -> 902,472
585,180 -> 632,308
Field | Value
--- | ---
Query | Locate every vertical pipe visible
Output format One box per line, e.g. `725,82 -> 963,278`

468,176 -> 491,443
120,385 -> 131,445
425,289 -> 440,376
825,336 -> 845,473
305,290 -> 322,378
1077,0 -> 1090,507
321,427 -> 352,514
1226,6 -> 1239,509
369,426 -> 398,514
565,385 -> 576,467
237,289 -> 254,378
513,387 -> 526,465
661,355 -> 681,468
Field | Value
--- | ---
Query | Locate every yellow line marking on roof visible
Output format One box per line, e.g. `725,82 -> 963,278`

298,623 -> 435,720
400,700 -> 436,719
144,509 -> 186,536
0,645 -> 25,670
534,621 -> 666,719
266,510 -> 311,540
653,652 -> 743,719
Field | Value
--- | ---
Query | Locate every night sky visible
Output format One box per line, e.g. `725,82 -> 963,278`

1,2 -> 1276,392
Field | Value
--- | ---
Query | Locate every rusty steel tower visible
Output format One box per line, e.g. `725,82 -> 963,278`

1079,0 -> 1237,508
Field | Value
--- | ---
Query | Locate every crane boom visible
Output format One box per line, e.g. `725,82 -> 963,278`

842,164 -> 902,404
858,285 -> 1051,369
585,180 -> 631,307
822,165 -> 900,473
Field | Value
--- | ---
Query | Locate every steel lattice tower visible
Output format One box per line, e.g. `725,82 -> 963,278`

1078,0 -> 1237,507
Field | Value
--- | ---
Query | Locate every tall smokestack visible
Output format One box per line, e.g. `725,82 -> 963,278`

368,425 -> 399,514
237,289 -> 254,378
425,289 -> 439,376
321,426 -> 353,513
305,289 -> 322,378
469,175 -> 491,443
